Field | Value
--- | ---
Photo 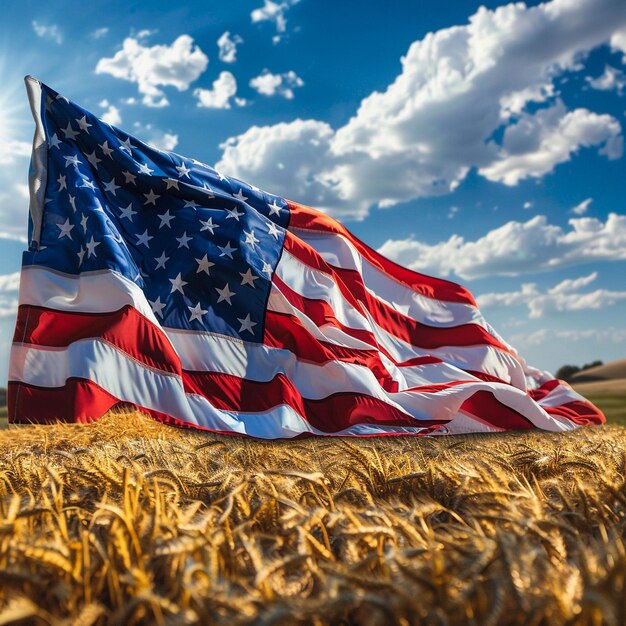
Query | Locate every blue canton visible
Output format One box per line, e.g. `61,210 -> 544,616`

25,83 -> 289,343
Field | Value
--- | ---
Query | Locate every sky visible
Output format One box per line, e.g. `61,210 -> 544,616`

0,0 -> 625,385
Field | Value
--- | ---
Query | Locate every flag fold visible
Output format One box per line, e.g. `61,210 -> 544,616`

8,76 -> 605,437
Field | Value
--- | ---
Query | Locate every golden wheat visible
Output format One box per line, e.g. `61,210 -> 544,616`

0,411 -> 624,625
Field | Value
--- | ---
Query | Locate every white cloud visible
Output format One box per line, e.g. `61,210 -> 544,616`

98,99 -> 122,126
477,272 -> 626,318
570,197 -> 592,215
132,123 -> 178,151
32,21 -> 63,45
377,212 -> 626,280
0,272 -> 20,318
478,101 -> 622,185
249,69 -> 304,99
217,31 -> 243,63
218,0 -> 626,219
586,65 -> 626,94
194,72 -> 241,109
0,137 -> 31,166
523,201 -> 534,210
512,327 -> 626,346
90,27 -> 109,40
251,0 -> 299,41
611,26 -> 626,61
95,35 -> 209,107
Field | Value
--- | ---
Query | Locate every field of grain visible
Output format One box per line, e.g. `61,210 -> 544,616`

0,410 -> 625,625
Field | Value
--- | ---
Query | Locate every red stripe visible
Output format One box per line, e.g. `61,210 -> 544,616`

282,231 -> 514,354
527,379 -> 562,402
282,231 -> 507,350
287,200 -> 477,306
459,390 -> 536,430
14,304 -> 182,375
541,401 -> 605,426
182,371 -> 448,433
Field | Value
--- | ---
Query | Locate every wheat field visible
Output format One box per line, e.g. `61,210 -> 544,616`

0,411 -> 624,625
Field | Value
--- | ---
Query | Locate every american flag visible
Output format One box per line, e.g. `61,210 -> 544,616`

8,77 -> 604,437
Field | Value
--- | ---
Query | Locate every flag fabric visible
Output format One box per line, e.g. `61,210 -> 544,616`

8,77 -> 604,437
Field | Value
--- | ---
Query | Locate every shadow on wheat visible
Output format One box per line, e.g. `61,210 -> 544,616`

0,411 -> 624,625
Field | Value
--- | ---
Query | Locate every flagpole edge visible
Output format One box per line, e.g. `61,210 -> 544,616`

24,76 -> 47,250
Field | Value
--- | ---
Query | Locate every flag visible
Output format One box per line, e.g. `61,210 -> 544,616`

8,76 -> 604,437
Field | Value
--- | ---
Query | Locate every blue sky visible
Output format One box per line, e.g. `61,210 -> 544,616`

0,0 -> 625,384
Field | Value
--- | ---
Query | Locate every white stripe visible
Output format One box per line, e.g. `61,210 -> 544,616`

291,228 -> 488,328
11,340 -> 575,434
17,265 -> 158,323
535,383 -> 587,408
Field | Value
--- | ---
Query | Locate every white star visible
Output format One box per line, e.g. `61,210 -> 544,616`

226,206 -> 244,221
267,222 -> 280,239
201,183 -> 214,197
237,314 -> 257,334
169,272 -> 188,294
195,254 -> 214,275
268,201 -> 282,216
119,137 -> 133,154
99,140 -> 114,158
119,203 -> 137,221
56,218 -> 74,239
76,115 -> 92,132
86,236 -> 100,258
216,170 -> 227,181
81,179 -> 96,191
188,302 -> 208,323
80,213 -> 89,232
215,283 -> 235,305
69,195 -> 77,212
85,150 -> 101,168
138,162 -> 154,175
49,133 -> 61,149
233,189 -> 248,202
176,162 -> 190,178
144,189 -> 160,205
164,178 -> 179,190
123,170 -> 137,185
62,122 -> 79,141
103,178 -> 120,195
154,251 -> 169,269
57,174 -> 67,191
77,246 -> 86,266
200,217 -> 218,234
136,229 -> 153,248
64,155 -> 80,168
243,229 -> 259,248
261,261 -> 273,277
149,296 -> 166,318
158,210 -> 175,229
218,241 -> 237,259
240,268 -> 259,288
177,231 -> 192,249
184,200 -> 199,209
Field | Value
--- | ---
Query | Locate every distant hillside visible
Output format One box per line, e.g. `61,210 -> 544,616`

0,388 -> 5,407
570,359 -> 626,383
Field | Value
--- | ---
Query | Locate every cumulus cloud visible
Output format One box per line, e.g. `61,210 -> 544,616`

570,197 -> 593,215
98,99 -> 122,126
477,272 -> 626,318
611,26 -> 626,61
217,31 -> 243,63
478,101 -> 622,185
377,212 -> 626,280
217,0 -> 626,219
586,65 -> 626,94
249,69 -> 303,99
194,72 -> 242,109
95,35 -> 209,107
132,123 -> 178,151
32,21 -> 63,44
0,137 -> 31,166
251,0 -> 300,42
